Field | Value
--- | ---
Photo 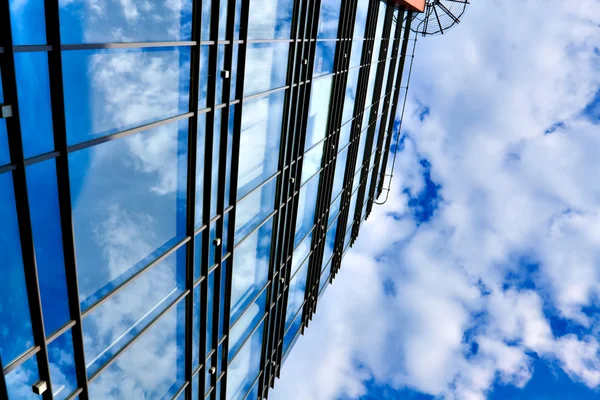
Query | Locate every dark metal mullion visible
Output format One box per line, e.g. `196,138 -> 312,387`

1,2 -> 53,399
331,0 -> 379,279
351,4 -> 394,240
376,12 -> 413,199
366,8 -> 405,216
184,0 -> 204,396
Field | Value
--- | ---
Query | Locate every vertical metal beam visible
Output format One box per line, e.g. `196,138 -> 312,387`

0,355 -> 8,399
0,5 -> 54,400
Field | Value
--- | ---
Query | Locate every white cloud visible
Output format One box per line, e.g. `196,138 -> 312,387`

273,1 -> 600,399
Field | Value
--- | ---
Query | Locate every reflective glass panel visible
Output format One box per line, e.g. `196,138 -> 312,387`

0,69 -> 9,166
313,41 -> 336,78
301,144 -> 323,185
305,76 -> 333,150
69,119 -> 188,309
201,0 -> 211,41
339,121 -> 352,149
63,47 -> 190,146
319,269 -> 330,295
248,0 -> 294,40
294,174 -> 319,247
332,145 -> 348,199
291,229 -> 312,276
349,40 -> 363,68
226,321 -> 264,400
198,46 -> 210,110
5,354 -> 40,399
10,0 -> 46,45
243,43 -> 289,97
342,67 -> 360,123
206,270 -> 215,354
0,172 -> 33,365
26,160 -> 70,336
238,90 -> 285,199
285,260 -> 308,330
193,285 -> 201,369
59,0 -> 192,43
83,246 -> 186,376
235,176 -> 277,246
316,0 -> 342,39
228,289 -> 267,361
230,218 -> 273,324
210,109 -> 222,219
322,224 -> 338,267
48,330 -> 78,400
355,129 -> 368,173
282,312 -> 301,356
14,52 -> 54,158
88,300 -> 186,399
216,46 -> 239,105
328,195 -> 341,227
194,233 -> 203,281
353,0 -> 369,38
195,113 -> 206,229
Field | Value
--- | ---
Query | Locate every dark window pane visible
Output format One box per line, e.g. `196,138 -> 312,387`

316,0 -> 342,39
294,174 -> 319,248
205,357 -> 212,395
83,246 -> 186,376
69,119 -> 188,309
5,354 -> 40,399
228,289 -> 267,361
62,47 -> 190,146
0,70 -> 9,166
47,329 -> 78,400
59,0 -> 192,43
219,262 -> 227,339
14,52 -> 54,158
226,321 -> 264,400
194,233 -> 203,281
305,76 -> 333,150
235,176 -> 277,246
88,300 -> 186,399
26,160 -> 70,336
313,41 -> 336,78
238,90 -> 284,199
247,0 -> 293,40
0,172 -> 33,365
243,43 -> 289,96
230,217 -> 273,324
9,0 -> 46,45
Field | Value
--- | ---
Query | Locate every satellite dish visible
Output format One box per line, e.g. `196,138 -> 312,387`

411,0 -> 469,36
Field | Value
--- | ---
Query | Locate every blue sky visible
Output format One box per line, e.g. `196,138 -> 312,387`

273,1 -> 600,399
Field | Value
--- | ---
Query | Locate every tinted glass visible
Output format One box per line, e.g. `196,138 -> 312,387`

301,144 -> 323,185
193,285 -> 201,368
322,224 -> 338,267
230,218 -> 273,324
294,174 -> 319,247
0,172 -> 33,365
316,0 -> 342,39
26,160 -> 70,336
228,289 -> 267,361
244,43 -> 289,96
235,176 -> 277,245
328,195 -> 341,227
14,52 -> 54,158
83,246 -> 186,376
248,0 -> 294,40
198,46 -> 210,110
349,40 -> 363,68
206,270 -> 215,355
352,0 -> 369,39
59,0 -> 193,43
285,260 -> 308,330
0,69 -> 10,166
195,113 -> 206,229
201,0 -> 211,41
305,76 -> 333,150
342,67 -> 360,123
48,330 -> 78,400
88,300 -> 186,399
282,312 -> 301,356
292,229 -> 312,276
332,145 -> 348,199
63,47 -> 190,146
238,90 -> 285,199
226,321 -> 265,400
9,0 -> 46,45
313,41 -> 336,78
5,354 -> 40,399
69,119 -> 188,309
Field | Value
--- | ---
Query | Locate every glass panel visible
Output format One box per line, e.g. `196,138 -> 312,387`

194,233 -> 203,281
328,195 -> 341,227
305,76 -> 333,150
9,0 -> 46,45
319,269 -> 330,295
0,173 -> 33,365
235,176 -> 277,246
282,312 -> 301,356
342,67 -> 360,123
216,46 -> 239,105
69,119 -> 188,309
195,113 -> 206,229
230,218 -> 273,324
349,40 -> 363,68
347,194 -> 358,230
0,69 -> 9,166
198,46 -> 210,110
201,0 -> 211,41
339,121 -> 352,149
5,354 -> 40,399
313,41 -> 336,78
192,372 -> 199,400
301,144 -> 323,185
26,160 -> 70,336
225,321 -> 264,400
352,0 -> 369,39
248,0 -> 294,40
238,90 -> 285,199
88,300 -> 186,399
294,174 -> 319,248
206,270 -> 215,355
219,262 -> 227,339
209,221 -> 218,268
243,43 -> 289,96
14,52 -> 54,158
322,224 -> 337,267
48,330 -> 78,400
210,109 -> 222,218
355,129 -> 368,173
316,0 -> 342,39
228,289 -> 267,361
332,145 -> 348,199
246,380 -> 260,400
62,47 -> 190,146
83,246 -> 186,376
59,0 -> 192,43
292,229 -> 312,276
193,285 -> 201,369
285,260 -> 308,330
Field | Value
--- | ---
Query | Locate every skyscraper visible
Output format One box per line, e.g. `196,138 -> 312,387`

0,0 -> 463,399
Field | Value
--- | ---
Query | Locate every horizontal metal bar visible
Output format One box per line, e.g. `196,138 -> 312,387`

232,209 -> 277,248
13,45 -> 53,52
235,171 -> 281,204
0,163 -> 16,174
46,320 -> 77,344
228,312 -> 269,363
2,345 -> 41,375
171,381 -> 188,400
23,150 -> 60,166
65,388 -> 83,400
60,41 -> 197,51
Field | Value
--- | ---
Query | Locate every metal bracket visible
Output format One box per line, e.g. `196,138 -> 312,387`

1,105 -> 13,119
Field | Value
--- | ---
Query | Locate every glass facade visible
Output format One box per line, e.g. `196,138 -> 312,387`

0,0 -> 416,399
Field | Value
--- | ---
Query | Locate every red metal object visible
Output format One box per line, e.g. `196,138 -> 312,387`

392,0 -> 425,12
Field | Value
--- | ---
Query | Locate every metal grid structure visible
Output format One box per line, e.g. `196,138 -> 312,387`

0,0 -> 416,399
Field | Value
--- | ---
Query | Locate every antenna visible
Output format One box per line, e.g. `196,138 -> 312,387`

411,0 -> 470,36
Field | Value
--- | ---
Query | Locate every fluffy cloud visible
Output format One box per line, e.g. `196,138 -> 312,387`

272,1 -> 600,399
